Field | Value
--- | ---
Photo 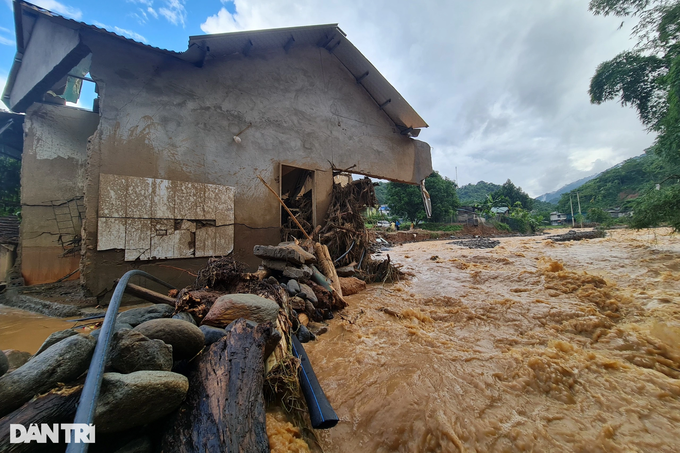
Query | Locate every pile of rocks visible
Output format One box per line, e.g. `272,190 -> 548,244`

448,238 -> 501,249
547,229 -> 606,242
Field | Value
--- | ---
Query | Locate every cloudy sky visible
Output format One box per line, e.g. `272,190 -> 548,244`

0,0 -> 654,197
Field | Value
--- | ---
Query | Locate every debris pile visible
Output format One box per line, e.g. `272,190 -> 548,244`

448,238 -> 501,249
547,229 -> 606,242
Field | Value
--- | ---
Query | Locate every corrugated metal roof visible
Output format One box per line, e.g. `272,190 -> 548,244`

189,25 -> 428,130
0,216 -> 20,244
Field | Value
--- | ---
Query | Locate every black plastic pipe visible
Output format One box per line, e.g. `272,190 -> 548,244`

66,270 -> 175,453
291,335 -> 339,429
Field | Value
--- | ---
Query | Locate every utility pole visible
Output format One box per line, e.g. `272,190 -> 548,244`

576,192 -> 583,228
569,194 -> 575,227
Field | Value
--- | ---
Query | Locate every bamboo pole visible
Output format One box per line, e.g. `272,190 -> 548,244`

257,175 -> 312,241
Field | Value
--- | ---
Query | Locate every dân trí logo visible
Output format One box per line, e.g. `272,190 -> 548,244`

10,424 -> 95,444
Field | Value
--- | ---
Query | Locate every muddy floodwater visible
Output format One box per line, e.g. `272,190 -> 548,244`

306,228 -> 680,452
0,306 -> 76,354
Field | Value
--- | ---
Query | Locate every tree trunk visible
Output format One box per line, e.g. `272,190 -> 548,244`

160,319 -> 275,453
0,385 -> 82,453
114,280 -> 177,306
313,243 -> 347,308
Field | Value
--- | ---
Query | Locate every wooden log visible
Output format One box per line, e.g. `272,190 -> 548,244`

0,385 -> 82,453
313,243 -> 346,305
114,280 -> 177,306
160,319 -> 276,453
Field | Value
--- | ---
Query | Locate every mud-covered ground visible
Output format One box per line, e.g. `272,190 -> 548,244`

306,228 -> 680,452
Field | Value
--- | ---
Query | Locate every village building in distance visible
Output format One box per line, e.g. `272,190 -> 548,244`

1,1 -> 432,298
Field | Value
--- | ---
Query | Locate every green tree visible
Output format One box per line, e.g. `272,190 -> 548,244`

588,207 -> 612,225
386,172 -> 459,224
589,0 -> 680,230
490,179 -> 534,210
457,181 -> 502,205
0,157 -> 21,216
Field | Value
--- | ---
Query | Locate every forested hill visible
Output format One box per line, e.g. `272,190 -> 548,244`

555,153 -> 666,214
457,181 -> 502,205
536,173 -> 600,203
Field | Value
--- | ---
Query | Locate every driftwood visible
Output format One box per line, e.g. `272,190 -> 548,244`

115,280 -> 177,306
0,385 -> 82,453
313,243 -> 346,308
174,289 -> 222,321
160,319 -> 276,453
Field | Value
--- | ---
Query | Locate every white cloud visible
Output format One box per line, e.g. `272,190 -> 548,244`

32,0 -> 82,20
93,21 -> 148,43
148,7 -> 158,19
198,0 -> 654,197
159,0 -> 186,27
0,36 -> 13,46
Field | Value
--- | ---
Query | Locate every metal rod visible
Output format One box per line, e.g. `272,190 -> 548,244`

66,270 -> 175,453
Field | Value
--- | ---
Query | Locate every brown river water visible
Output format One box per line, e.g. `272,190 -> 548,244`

1,228 -> 678,452
305,228 -> 680,453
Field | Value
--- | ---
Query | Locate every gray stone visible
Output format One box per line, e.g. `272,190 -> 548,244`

199,325 -> 227,345
202,294 -> 280,328
261,259 -> 287,272
35,329 -> 78,356
298,283 -> 318,304
283,264 -> 313,280
336,265 -> 356,277
133,319 -> 204,360
113,436 -> 152,453
110,330 -> 173,373
254,244 -> 315,266
297,325 -> 315,343
287,279 -> 301,295
94,371 -> 189,433
0,350 -> 8,377
172,311 -> 197,325
0,334 -> 96,417
2,350 -> 31,370
116,304 -> 175,327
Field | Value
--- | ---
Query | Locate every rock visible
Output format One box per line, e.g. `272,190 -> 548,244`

91,322 -> 133,339
202,294 -> 280,328
297,325 -> 315,343
336,265 -> 356,277
339,276 -> 367,296
0,350 -> 8,377
266,276 -> 279,286
254,244 -> 314,266
172,311 -> 197,325
262,259 -> 287,272
117,304 -> 175,327
283,264 -> 313,280
308,322 -> 328,336
287,279 -> 301,295
298,313 -> 309,327
133,319 -> 204,360
277,242 -> 317,263
110,330 -> 173,373
298,283 -> 318,304
35,329 -> 78,355
200,325 -> 227,345
0,334 -> 96,417
113,436 -> 152,453
289,296 -> 306,311
94,371 -> 189,433
2,349 -> 31,370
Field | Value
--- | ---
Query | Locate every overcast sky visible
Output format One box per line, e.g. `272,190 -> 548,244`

0,0 -> 655,197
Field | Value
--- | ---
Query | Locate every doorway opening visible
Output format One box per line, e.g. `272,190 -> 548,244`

280,164 -> 315,241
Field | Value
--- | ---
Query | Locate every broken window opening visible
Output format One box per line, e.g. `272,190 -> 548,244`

47,54 -> 99,111
280,164 -> 315,242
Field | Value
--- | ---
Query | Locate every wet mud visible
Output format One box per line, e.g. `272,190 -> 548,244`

306,228 -> 680,452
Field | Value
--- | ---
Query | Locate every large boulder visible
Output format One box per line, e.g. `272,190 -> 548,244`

35,329 -> 78,355
298,284 -> 318,304
0,334 -> 96,417
117,304 -> 175,327
110,330 -> 173,373
0,350 -> 8,377
2,350 -> 31,370
133,319 -> 204,361
201,294 -> 279,328
95,371 -> 189,433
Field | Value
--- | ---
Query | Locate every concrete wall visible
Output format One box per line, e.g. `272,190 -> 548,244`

20,104 -> 99,285
79,30 -> 432,297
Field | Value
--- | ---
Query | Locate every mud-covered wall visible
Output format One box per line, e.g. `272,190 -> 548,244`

20,104 -> 99,285
79,31 -> 431,297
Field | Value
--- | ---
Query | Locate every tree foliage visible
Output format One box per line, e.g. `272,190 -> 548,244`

490,179 -> 534,210
589,0 -> 680,230
457,181 -> 502,205
0,157 -> 21,216
386,172 -> 459,224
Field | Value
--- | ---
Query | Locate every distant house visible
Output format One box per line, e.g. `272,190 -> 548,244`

491,207 -> 509,216
606,208 -> 631,218
379,205 -> 390,216
456,206 -> 480,224
550,212 -> 568,225
3,1 -> 432,295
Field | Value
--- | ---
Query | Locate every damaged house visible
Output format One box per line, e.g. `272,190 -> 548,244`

2,1 -> 432,298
